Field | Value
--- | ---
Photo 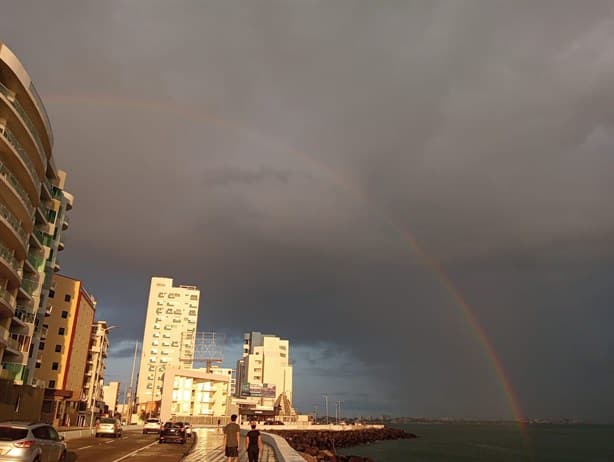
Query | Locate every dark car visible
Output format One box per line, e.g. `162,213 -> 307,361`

264,420 -> 284,425
159,422 -> 185,444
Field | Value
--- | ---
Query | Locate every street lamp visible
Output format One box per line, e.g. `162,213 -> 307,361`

322,394 -> 329,425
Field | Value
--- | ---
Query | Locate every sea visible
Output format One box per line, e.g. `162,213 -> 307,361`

336,423 -> 614,462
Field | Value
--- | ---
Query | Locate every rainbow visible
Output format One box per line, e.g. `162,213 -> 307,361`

46,93 -> 531,447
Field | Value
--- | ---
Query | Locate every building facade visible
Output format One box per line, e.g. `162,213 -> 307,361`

79,320 -> 111,426
159,366 -> 232,422
236,332 -> 293,407
35,274 -> 96,426
0,42 -> 73,421
103,381 -> 120,416
136,277 -> 199,413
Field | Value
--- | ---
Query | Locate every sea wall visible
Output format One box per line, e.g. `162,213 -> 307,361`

266,427 -> 416,462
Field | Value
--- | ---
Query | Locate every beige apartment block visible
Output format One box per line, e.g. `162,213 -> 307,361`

159,367 -> 231,422
103,381 -> 120,416
79,320 -> 111,426
35,274 -> 96,426
136,277 -> 199,413
236,332 -> 293,408
0,43 -> 73,420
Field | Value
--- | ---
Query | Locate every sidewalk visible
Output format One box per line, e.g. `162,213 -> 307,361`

183,428 -> 278,462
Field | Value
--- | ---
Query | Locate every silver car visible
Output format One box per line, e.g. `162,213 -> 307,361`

0,421 -> 67,462
95,418 -> 122,438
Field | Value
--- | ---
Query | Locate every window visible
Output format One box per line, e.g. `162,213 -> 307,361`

35,363 -> 41,368
55,345 -> 61,353
32,426 -> 50,439
49,290 -> 55,298
39,342 -> 45,350
58,327 -> 65,335
64,294 -> 71,302
51,362 -> 59,370
48,380 -> 56,388
61,311 -> 68,319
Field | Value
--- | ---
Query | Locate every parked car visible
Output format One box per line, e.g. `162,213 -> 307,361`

159,422 -> 185,444
96,417 -> 122,438
142,418 -> 161,434
0,421 -> 67,462
179,422 -> 192,437
264,420 -> 284,425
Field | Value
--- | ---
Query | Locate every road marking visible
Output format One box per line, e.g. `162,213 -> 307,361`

109,440 -> 159,462
105,439 -> 115,444
74,445 -> 92,450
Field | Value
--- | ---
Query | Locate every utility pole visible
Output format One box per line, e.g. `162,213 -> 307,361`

127,341 -> 139,424
323,394 -> 329,425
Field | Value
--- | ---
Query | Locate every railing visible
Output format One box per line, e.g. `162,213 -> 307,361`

0,240 -> 21,274
0,126 -> 41,190
0,202 -> 27,244
0,324 -> 10,343
27,251 -> 45,270
0,82 -> 47,169
15,308 -> 36,324
20,278 -> 38,296
28,82 -> 53,146
0,362 -> 28,381
0,160 -> 35,216
0,286 -> 16,308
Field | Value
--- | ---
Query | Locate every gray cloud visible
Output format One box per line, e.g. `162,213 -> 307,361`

2,0 -> 613,421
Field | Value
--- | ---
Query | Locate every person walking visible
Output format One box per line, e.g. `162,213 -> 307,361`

223,414 -> 241,462
245,422 -> 263,462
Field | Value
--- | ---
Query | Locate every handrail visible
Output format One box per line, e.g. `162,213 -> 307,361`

0,126 -> 41,190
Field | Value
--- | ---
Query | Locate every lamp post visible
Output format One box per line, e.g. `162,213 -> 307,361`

322,394 -> 329,425
126,341 -> 139,424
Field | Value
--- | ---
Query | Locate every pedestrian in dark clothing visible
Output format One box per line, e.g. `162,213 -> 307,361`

245,422 -> 262,462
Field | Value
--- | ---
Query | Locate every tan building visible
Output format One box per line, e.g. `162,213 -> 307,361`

35,274 -> 96,426
103,381 -> 120,416
136,277 -> 199,412
0,42 -> 73,421
79,321 -> 113,426
159,367 -> 231,422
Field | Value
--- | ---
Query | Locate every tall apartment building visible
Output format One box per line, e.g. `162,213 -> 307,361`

0,42 -> 73,420
35,274 -> 96,426
236,332 -> 293,406
80,320 -> 112,426
136,277 -> 199,412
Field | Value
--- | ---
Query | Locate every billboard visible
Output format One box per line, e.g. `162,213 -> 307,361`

242,382 -> 276,398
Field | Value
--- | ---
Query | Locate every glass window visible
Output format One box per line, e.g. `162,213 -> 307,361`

47,426 -> 59,441
0,427 -> 28,440
52,362 -> 59,370
58,327 -> 65,335
32,426 -> 50,439
55,345 -> 61,353
48,380 -> 56,388
64,294 -> 71,302
39,342 -> 45,350
48,290 -> 55,298
61,311 -> 68,319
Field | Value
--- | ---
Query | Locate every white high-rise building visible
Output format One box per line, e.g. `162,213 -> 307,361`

136,277 -> 200,409
236,332 -> 293,405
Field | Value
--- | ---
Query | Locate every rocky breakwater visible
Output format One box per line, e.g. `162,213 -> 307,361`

266,427 -> 416,462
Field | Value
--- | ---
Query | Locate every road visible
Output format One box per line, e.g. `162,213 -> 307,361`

65,427 -> 193,462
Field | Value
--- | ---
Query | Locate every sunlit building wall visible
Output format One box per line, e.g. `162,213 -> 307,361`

159,367 -> 230,422
136,277 -> 199,409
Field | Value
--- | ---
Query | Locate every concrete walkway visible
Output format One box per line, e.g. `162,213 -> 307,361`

183,428 -> 278,462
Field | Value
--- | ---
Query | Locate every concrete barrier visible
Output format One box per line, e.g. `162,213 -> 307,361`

238,429 -> 304,462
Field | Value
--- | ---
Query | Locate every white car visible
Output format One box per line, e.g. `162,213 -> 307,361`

96,418 -> 122,438
143,418 -> 161,434
0,421 -> 67,462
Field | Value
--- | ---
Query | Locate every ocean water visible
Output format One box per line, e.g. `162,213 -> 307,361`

336,423 -> 614,462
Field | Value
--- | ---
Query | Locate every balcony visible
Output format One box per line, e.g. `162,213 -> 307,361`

0,362 -> 28,383
0,240 -> 20,280
0,287 -> 16,316
0,160 -> 35,217
26,250 -> 45,272
0,125 -> 41,192
0,324 -> 10,345
0,202 -> 27,247
0,81 -> 47,170
14,308 -> 35,325
19,277 -> 38,297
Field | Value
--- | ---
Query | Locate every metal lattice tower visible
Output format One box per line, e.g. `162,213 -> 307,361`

191,332 -> 225,372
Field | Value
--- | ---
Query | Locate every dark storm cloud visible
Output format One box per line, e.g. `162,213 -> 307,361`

2,0 -> 614,420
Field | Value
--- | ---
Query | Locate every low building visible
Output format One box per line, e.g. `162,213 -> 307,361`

103,381 -> 120,416
159,367 -> 232,423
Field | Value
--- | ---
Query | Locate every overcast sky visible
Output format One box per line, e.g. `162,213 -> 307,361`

2,1 -> 613,421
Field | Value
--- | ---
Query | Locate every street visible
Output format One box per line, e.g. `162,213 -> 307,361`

65,427 -> 192,462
